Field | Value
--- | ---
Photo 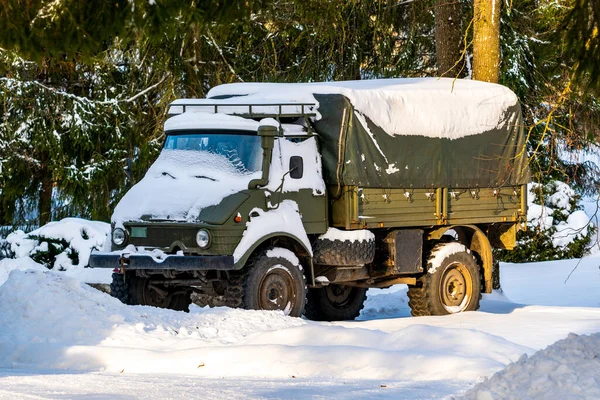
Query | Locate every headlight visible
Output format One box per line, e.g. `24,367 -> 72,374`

112,228 -> 127,246
196,229 -> 210,248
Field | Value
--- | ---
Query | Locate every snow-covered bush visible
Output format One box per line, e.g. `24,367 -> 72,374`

498,181 -> 594,262
0,236 -> 13,259
6,218 -> 110,270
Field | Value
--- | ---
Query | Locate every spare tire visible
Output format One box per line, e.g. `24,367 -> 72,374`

313,237 -> 375,266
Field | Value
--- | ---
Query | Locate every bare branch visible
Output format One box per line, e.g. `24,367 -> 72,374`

206,28 -> 244,82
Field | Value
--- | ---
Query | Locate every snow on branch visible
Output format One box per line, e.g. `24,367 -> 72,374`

0,75 -> 167,107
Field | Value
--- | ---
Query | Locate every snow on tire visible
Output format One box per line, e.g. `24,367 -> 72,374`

242,247 -> 306,317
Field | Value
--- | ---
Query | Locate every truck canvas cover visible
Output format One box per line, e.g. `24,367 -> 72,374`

207,78 -> 529,188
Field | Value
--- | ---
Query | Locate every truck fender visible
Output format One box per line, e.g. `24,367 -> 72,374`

233,232 -> 315,284
429,225 -> 493,294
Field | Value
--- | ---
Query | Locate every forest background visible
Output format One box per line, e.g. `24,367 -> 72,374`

0,0 -> 598,262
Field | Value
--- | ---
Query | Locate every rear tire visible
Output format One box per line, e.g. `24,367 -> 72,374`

304,284 -> 367,321
408,243 -> 481,316
242,248 -> 306,317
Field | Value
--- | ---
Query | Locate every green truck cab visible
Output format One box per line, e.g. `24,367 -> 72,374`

89,78 -> 529,320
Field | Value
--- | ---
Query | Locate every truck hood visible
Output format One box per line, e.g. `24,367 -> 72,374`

112,150 -> 259,227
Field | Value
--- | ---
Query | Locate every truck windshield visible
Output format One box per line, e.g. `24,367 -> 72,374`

164,133 -> 262,174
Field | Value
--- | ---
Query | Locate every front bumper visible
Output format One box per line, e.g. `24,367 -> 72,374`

88,253 -> 235,271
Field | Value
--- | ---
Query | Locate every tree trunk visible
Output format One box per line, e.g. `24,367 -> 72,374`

38,173 -> 53,226
473,0 -> 501,83
435,0 -> 465,77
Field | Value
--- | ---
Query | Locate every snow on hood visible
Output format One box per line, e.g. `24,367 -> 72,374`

206,78 -> 519,140
112,149 -> 260,226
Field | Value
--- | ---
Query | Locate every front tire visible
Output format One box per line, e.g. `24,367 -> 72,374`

304,284 -> 367,321
110,272 -> 132,304
243,247 -> 306,317
110,272 -> 191,312
408,243 -> 481,316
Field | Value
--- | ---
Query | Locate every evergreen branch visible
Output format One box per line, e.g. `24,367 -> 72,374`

0,76 -> 166,106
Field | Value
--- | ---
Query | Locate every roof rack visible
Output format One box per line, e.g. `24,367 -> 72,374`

168,102 -> 318,120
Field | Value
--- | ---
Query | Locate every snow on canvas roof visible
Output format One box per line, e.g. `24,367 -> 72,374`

206,78 -> 520,140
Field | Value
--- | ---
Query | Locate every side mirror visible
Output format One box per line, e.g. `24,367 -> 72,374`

289,156 -> 304,179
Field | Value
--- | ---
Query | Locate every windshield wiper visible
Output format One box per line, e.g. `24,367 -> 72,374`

161,172 -> 176,179
195,175 -> 217,182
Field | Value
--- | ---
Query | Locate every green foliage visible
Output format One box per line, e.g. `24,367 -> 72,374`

0,0 -> 267,62
499,225 -> 593,263
0,51 -> 143,223
563,0 -> 600,95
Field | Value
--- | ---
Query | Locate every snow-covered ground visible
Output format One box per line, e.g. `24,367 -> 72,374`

0,256 -> 599,399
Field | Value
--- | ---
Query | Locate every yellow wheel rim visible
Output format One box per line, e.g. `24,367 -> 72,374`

439,262 -> 473,313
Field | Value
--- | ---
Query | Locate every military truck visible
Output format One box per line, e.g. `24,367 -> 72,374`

89,78 -> 529,320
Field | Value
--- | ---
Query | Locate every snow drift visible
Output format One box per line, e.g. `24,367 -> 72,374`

463,332 -> 600,399
0,270 -> 529,380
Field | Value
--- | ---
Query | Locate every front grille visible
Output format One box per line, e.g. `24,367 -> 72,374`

127,224 -> 244,255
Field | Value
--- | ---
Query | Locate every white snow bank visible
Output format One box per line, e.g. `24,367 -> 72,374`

360,286 -> 410,320
0,257 -> 46,287
462,332 -> 600,400
319,227 -> 375,243
206,78 -> 519,140
5,218 -> 110,270
112,149 -> 260,226
0,270 -> 529,380
500,258 -> 600,308
164,111 -> 259,132
0,257 -> 112,287
233,200 -> 311,263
